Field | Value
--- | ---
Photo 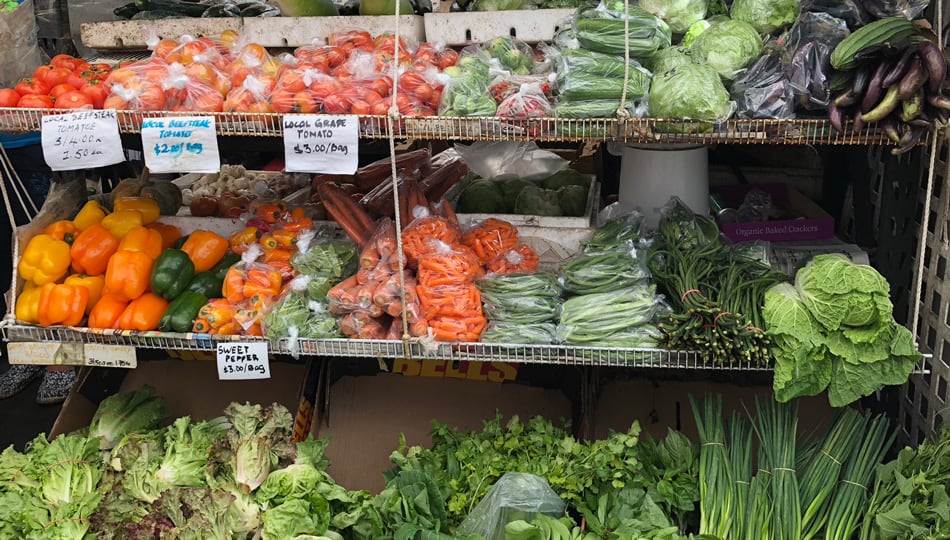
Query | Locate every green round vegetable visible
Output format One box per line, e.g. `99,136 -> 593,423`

688,17 -> 762,80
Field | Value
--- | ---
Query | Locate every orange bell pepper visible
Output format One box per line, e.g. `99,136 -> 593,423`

71,225 -> 120,276
43,220 -> 79,244
114,197 -> 160,225
222,267 -> 245,304
118,226 -> 163,260
229,227 -> 258,254
63,274 -> 105,314
73,200 -> 107,231
115,292 -> 168,331
88,294 -> 130,329
146,222 -> 183,250
104,250 -> 154,301
243,267 -> 282,301
37,283 -> 89,327
18,234 -> 72,286
181,230 -> 229,272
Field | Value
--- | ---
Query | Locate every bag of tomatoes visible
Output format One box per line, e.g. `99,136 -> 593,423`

102,58 -> 172,111
223,74 -> 276,113
495,82 -> 554,119
158,35 -> 230,71
163,63 -> 225,112
413,41 -> 460,71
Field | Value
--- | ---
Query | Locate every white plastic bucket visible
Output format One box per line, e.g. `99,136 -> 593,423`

617,144 -> 708,227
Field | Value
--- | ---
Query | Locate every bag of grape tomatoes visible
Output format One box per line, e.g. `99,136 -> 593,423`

223,74 -> 276,113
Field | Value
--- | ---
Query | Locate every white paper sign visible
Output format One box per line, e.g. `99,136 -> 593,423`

84,344 -> 137,369
141,116 -> 220,173
217,342 -> 270,380
41,110 -> 125,171
283,114 -> 358,174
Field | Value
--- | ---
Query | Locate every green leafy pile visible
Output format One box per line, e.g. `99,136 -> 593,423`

729,0 -> 799,34
764,254 -> 921,407
861,425 -> 950,539
377,414 -> 698,538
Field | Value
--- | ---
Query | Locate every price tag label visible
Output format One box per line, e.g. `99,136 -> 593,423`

41,110 -> 124,171
141,116 -> 220,173
84,344 -> 137,369
283,114 -> 358,174
216,342 -> 270,380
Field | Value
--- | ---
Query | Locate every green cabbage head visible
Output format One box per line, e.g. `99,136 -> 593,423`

688,17 -> 762,80
648,52 -> 733,121
639,0 -> 708,34
730,0 -> 799,34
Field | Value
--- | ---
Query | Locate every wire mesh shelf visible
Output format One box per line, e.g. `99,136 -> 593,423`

0,108 -> 907,145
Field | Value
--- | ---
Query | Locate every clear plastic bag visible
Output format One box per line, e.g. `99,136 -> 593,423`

103,58 -> 172,111
223,74 -> 276,113
731,44 -> 796,119
402,208 -> 461,267
783,11 -> 850,109
418,282 -> 487,341
859,0 -> 929,20
163,62 -> 226,112
574,1 -> 673,60
0,0 -> 45,88
456,473 -> 566,540
481,321 -> 557,343
455,142 -> 568,182
496,83 -> 555,118
802,0 -> 871,28
461,218 -> 520,263
489,74 -> 555,103
561,247 -> 651,295
478,272 -> 561,323
557,284 -> 660,344
486,245 -> 540,275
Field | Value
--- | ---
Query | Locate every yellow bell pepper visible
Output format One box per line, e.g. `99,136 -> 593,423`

73,200 -> 107,231
64,274 -> 105,314
114,197 -> 160,225
17,234 -> 72,285
15,286 -> 43,324
101,210 -> 144,239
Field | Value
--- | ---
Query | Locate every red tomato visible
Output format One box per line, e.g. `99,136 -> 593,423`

17,94 -> 53,108
80,83 -> 108,109
136,85 -> 167,111
49,84 -> 78,99
14,79 -> 50,96
322,94 -> 349,114
54,91 -> 93,109
66,71 -> 89,89
0,88 -> 20,107
371,100 -> 389,116
350,99 -> 371,115
33,65 -> 52,82
50,54 -> 80,71
41,67 -> 72,87
102,95 -> 128,110
412,83 -> 433,102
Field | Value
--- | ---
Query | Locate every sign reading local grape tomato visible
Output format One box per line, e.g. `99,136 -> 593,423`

140,116 -> 220,173
40,110 -> 124,171
282,114 -> 358,174
216,342 -> 270,380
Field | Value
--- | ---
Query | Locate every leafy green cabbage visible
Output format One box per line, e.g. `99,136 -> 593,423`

88,386 -> 167,451
730,0 -> 799,34
687,17 -> 762,80
648,54 -> 733,121
639,0 -> 708,33
764,255 -> 921,407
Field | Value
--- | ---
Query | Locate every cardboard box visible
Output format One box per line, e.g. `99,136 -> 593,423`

50,359 -> 315,440
714,184 -> 835,243
310,367 -> 573,492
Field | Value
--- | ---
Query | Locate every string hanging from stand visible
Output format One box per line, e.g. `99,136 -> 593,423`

910,0 -> 945,339
0,142 -> 40,230
386,2 -> 414,351
616,0 -> 631,124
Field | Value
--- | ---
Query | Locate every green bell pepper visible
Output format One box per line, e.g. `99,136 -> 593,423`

211,252 -> 240,281
158,291 -> 207,333
173,234 -> 189,249
185,271 -> 223,298
150,249 -> 195,300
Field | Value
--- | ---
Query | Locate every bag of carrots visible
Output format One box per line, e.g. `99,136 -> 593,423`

417,240 -> 483,289
486,244 -> 540,275
339,309 -> 389,339
359,218 -> 403,273
461,218 -> 519,264
401,208 -> 460,268
417,282 -> 487,342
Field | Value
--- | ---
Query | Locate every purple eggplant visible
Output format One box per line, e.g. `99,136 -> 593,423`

881,118 -> 901,143
892,126 -> 925,156
828,101 -> 845,132
861,60 -> 893,113
882,49 -> 916,88
918,41 -> 947,93
898,57 -> 928,101
926,90 -> 950,110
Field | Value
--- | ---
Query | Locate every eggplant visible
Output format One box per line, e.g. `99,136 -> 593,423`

882,49 -> 916,88
898,57 -> 928,101
861,60 -> 892,113
881,118 -> 901,143
918,41 -> 948,93
926,90 -> 950,110
828,101 -> 845,132
892,126 -> 926,156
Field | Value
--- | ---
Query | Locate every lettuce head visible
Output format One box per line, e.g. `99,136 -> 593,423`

730,0 -> 799,34
639,0 -> 708,34
794,253 -> 892,334
648,52 -> 733,121
688,17 -> 762,80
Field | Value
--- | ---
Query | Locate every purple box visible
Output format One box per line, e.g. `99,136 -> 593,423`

714,184 -> 835,243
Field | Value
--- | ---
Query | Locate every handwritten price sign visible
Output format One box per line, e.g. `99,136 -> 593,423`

283,114 -> 358,174
141,116 -> 220,173
216,342 -> 270,380
41,110 -> 124,171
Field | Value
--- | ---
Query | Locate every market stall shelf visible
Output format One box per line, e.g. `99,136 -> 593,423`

0,108 -> 907,145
